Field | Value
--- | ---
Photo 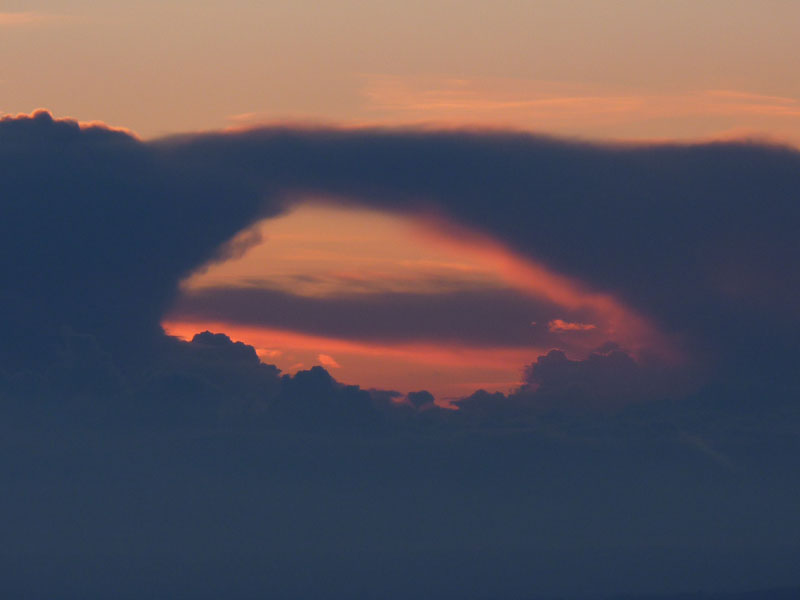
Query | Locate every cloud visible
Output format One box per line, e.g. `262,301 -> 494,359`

167,285 -> 608,351
159,123 -> 800,391
406,390 -> 435,409
521,348 -> 656,411
361,75 -> 800,144
548,319 -> 597,332
0,113 -> 800,599
4,109 -> 800,414
5,325 -> 391,431
455,337 -> 704,418
0,110 -> 285,374
317,353 -> 340,368
2,111 -> 800,597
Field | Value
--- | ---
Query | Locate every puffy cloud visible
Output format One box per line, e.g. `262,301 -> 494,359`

271,365 -> 387,432
406,390 -> 435,409
187,330 -> 261,365
0,111 -> 286,378
522,348 -> 653,410
455,343 -> 694,419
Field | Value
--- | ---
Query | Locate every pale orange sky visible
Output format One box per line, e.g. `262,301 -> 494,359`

167,205 -> 536,400
2,1 -> 800,145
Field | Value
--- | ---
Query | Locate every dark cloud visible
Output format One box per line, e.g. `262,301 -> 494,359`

133,333 -> 394,432
3,112 -> 800,598
521,348 -> 662,410
155,126 -> 800,388
2,412 -> 798,600
3,109 -> 800,418
454,343 -> 699,423
168,284 -> 601,348
6,111 -> 800,392
0,111 -> 284,375
406,389 -> 435,409
186,330 -> 262,365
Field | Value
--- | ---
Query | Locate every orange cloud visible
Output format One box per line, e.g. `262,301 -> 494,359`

548,319 -> 597,332
364,75 -> 800,120
317,353 -> 341,368
409,213 -> 677,363
179,202 -> 509,298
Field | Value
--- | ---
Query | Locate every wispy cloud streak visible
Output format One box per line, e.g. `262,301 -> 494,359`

361,75 -> 800,143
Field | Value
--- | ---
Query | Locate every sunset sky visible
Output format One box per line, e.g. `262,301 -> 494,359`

8,0 -> 799,401
4,0 -> 800,142
3,3 -> 800,598
163,202 -> 664,400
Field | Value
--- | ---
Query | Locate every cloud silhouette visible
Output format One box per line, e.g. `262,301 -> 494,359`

0,111 -> 282,375
406,389 -> 435,409
153,123 -> 800,394
4,110 -> 800,412
2,110 -> 800,599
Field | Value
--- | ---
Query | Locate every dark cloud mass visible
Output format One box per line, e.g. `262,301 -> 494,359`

0,111 -> 283,372
168,284 -> 602,348
5,111 -> 800,387
159,126 -> 800,385
2,111 -> 800,599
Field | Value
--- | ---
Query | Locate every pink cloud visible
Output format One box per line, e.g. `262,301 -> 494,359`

548,319 -> 597,332
317,353 -> 341,368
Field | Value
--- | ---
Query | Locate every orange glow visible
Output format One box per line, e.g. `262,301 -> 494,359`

548,319 -> 597,332
180,202 -> 509,297
164,321 -> 544,370
220,85 -> 800,149
364,76 -> 800,121
183,202 -> 663,361
167,202 -> 683,401
5,1 -> 799,144
357,76 -> 800,148
408,213 -> 676,362
317,353 -> 341,369
163,320 -> 532,403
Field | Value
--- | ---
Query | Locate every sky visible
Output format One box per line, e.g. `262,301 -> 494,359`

164,204 -> 535,399
2,2 -> 800,599
163,202 -> 662,400
10,0 -> 800,400
3,0 -> 800,143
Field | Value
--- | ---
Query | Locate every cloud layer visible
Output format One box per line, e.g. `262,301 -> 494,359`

157,123 -> 800,374
2,111 -> 800,599
168,285 -> 604,349
4,110 -> 800,402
